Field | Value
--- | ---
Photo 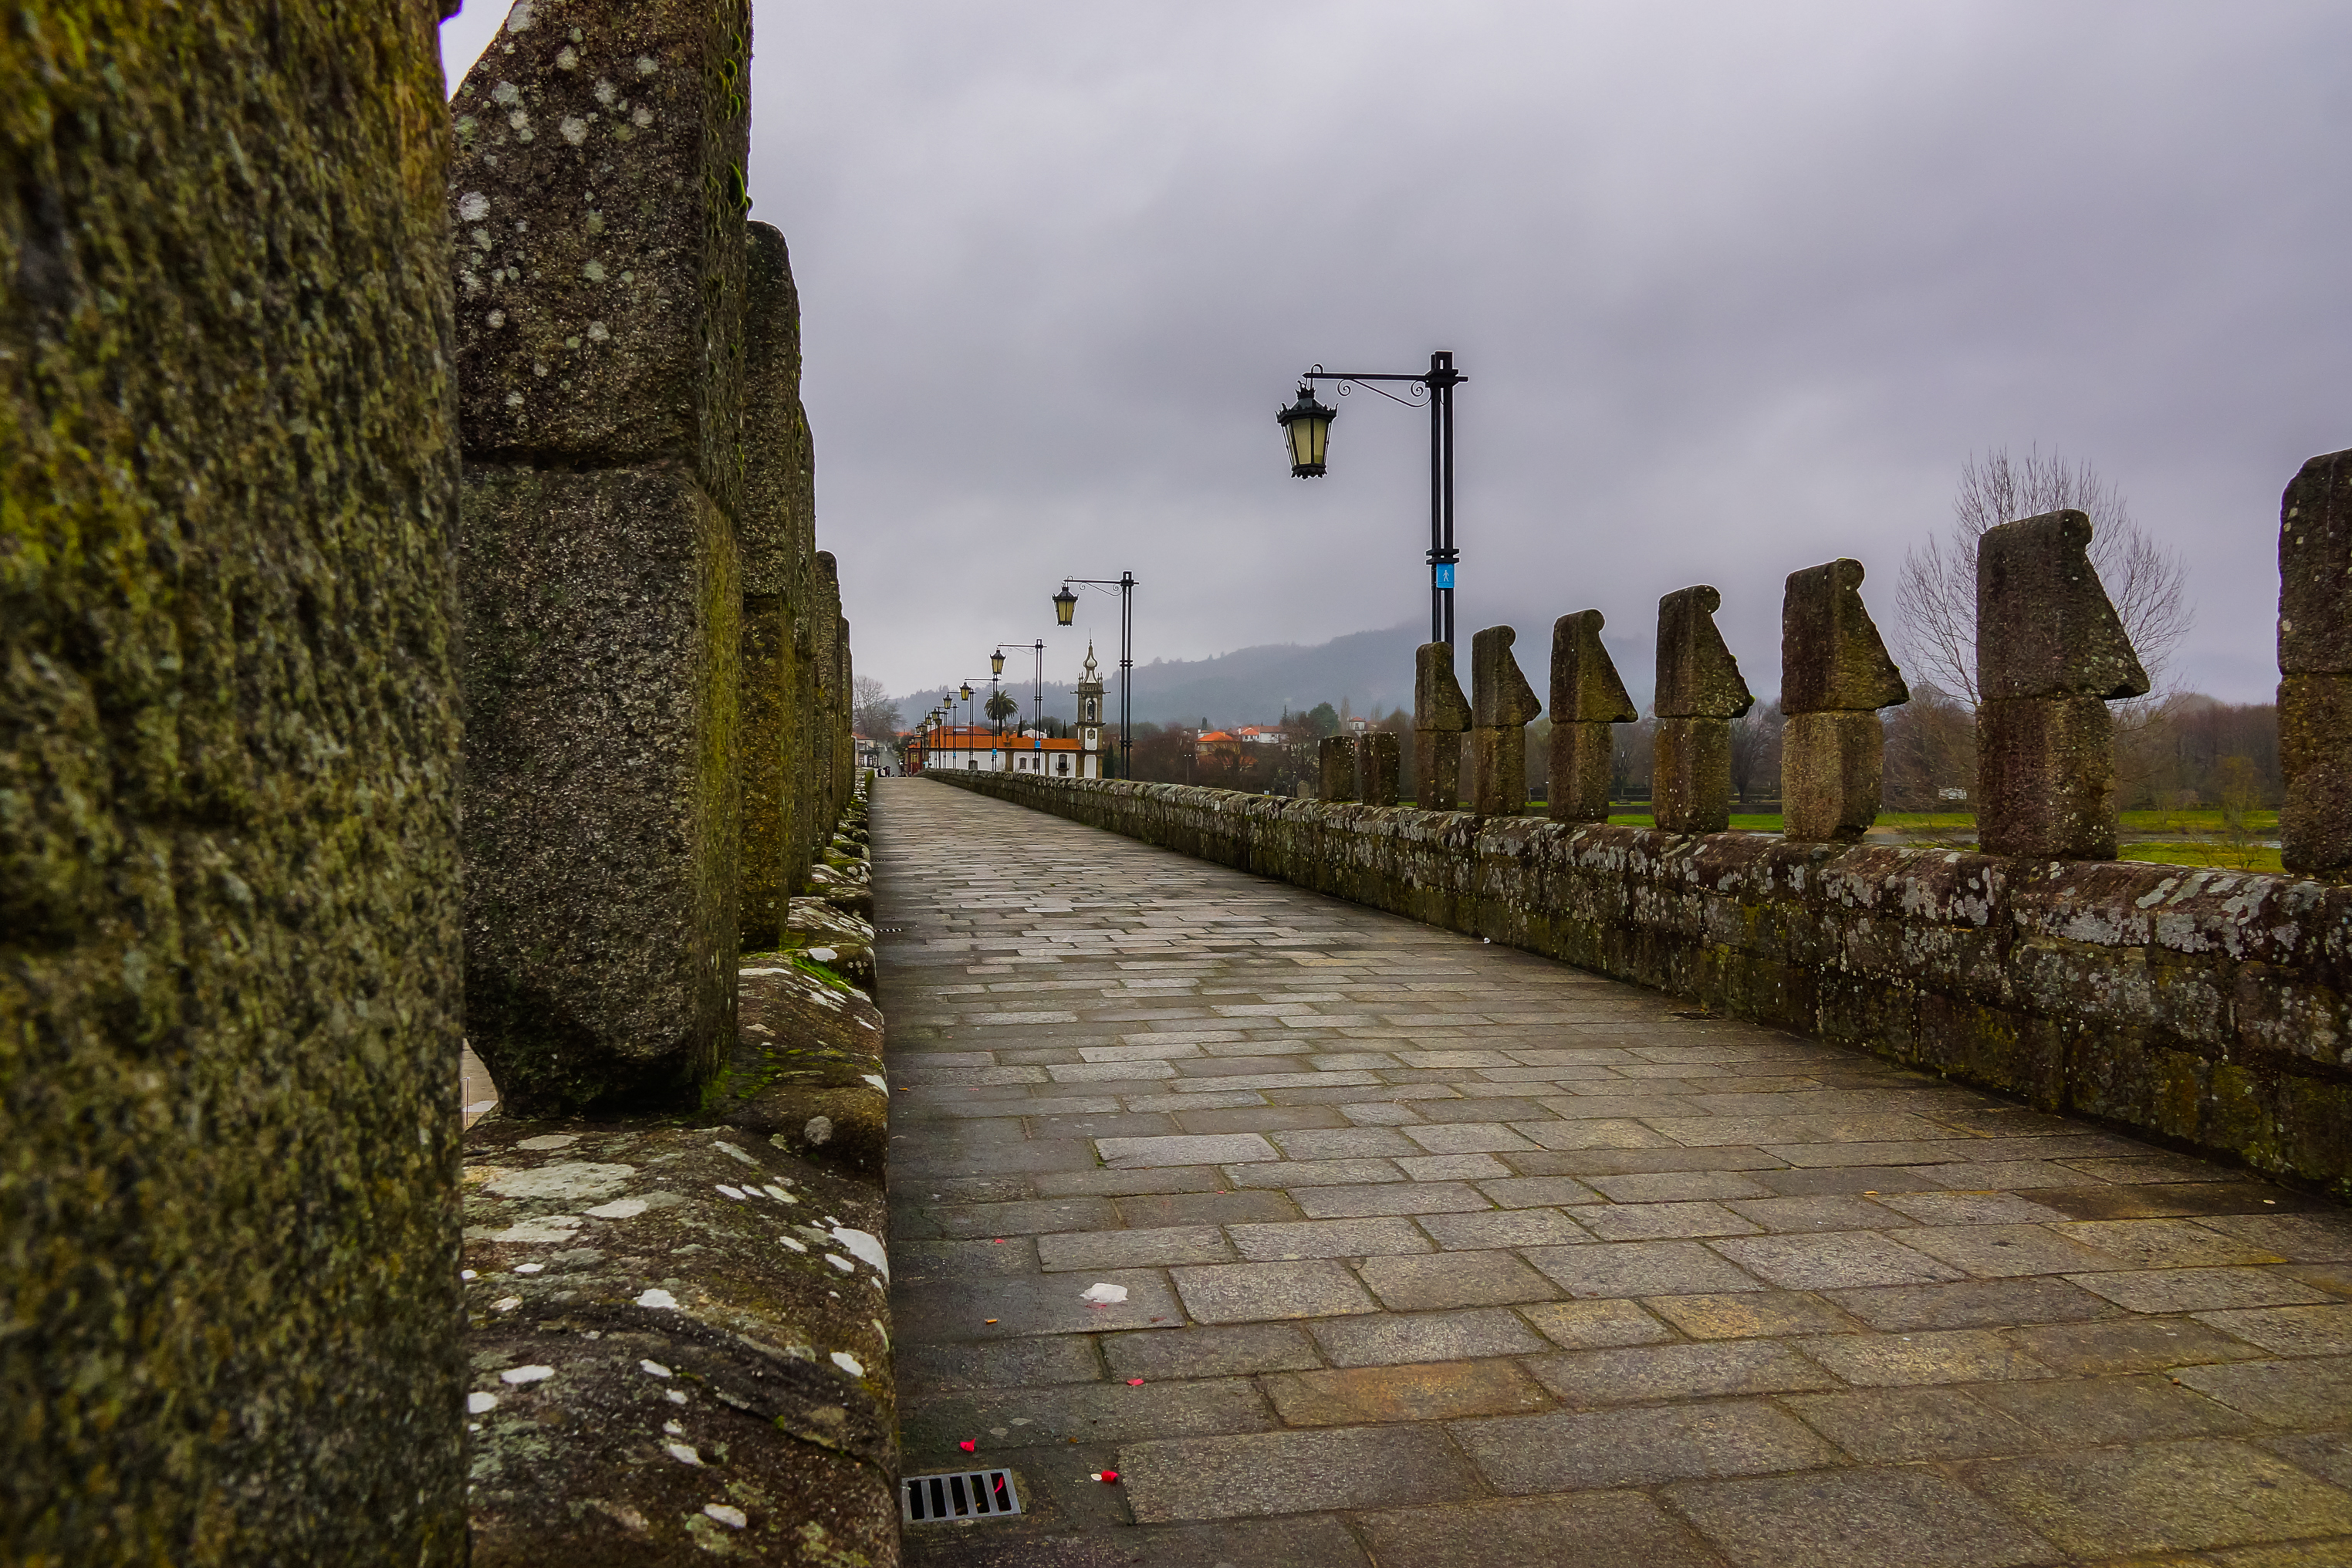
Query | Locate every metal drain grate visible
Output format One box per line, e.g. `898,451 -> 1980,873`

902,1468 -> 1022,1523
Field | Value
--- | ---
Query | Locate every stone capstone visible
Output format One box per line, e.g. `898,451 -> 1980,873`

1652,587 -> 1753,835
1974,513 -> 2149,860
450,0 -> 753,513
1779,559 -> 1908,842
1414,643 -> 1472,811
1468,625 -> 1543,817
1547,610 -> 1637,824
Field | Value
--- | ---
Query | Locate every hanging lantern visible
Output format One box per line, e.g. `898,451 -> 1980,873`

1276,383 -> 1337,478
1052,584 -> 1079,626
990,648 -> 1006,676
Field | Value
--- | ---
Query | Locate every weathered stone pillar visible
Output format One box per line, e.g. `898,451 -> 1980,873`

1780,559 -> 1909,841
1360,732 -> 1402,806
1468,626 -> 1544,815
1975,511 -> 2150,859
1416,643 -> 1472,809
811,556 -> 846,833
453,0 -> 752,1113
1,5 -> 465,1557
1547,610 -> 1637,823
1654,586 -> 1756,833
740,221 -> 816,948
2279,449 -> 2352,879
1319,735 -> 1359,801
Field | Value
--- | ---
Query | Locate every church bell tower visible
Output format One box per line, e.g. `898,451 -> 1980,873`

1076,644 -> 1104,779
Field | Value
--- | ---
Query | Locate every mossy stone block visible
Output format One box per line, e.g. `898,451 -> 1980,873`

449,0 -> 752,518
461,463 -> 739,1114
1,2 -> 465,1558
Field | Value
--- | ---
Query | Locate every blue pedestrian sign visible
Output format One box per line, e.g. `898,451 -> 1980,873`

1432,563 -> 1455,590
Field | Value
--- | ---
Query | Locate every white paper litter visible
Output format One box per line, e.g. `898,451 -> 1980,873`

1079,1282 -> 1128,1305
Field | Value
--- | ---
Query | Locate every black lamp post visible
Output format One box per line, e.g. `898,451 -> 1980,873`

1052,574 -> 1137,780
1279,350 -> 1465,647
995,639 -> 1047,735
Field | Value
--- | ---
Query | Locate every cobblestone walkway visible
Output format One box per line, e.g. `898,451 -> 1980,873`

877,779 -> 2352,1566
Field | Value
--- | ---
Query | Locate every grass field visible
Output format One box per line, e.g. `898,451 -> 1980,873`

1598,805 -> 2281,870
2117,842 -> 2283,872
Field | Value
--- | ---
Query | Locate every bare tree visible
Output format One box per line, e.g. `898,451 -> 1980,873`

851,675 -> 901,742
1896,447 -> 2192,704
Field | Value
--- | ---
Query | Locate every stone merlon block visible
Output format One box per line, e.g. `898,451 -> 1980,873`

1416,643 -> 1472,732
1471,625 -> 1543,729
449,0 -> 753,516
2279,448 -> 2352,676
1550,610 -> 1637,725
1780,558 -> 1908,715
1,5 -> 467,1556
1976,511 -> 2149,701
1655,586 -> 1755,719
1320,735 -> 1359,802
461,463 -> 741,1113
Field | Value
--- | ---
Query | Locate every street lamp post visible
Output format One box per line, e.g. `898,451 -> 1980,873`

994,640 -> 1047,735
1278,350 -> 1465,646
1053,574 -> 1137,780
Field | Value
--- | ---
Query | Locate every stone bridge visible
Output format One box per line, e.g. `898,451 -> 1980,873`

7,1 -> 2352,1565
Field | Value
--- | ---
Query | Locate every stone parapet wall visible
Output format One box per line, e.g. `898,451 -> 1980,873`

935,773 -> 2352,1198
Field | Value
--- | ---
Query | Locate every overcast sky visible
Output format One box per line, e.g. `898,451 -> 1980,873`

443,2 -> 2350,708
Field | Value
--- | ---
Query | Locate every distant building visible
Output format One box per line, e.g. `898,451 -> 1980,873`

1235,725 -> 1289,745
906,725 -> 1093,777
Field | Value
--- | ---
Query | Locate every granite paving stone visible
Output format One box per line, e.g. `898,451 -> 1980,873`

1667,1468 -> 2056,1568
1357,1249 -> 1562,1309
2174,1356 -> 2352,1426
1796,1326 -> 2052,1386
876,779 -> 2352,1567
1309,1306 -> 1553,1366
1293,1180 -> 1494,1218
1172,1259 -> 1380,1323
1644,1289 -> 1860,1339
1120,1426 -> 1485,1521
1452,1400 -> 1841,1491
2066,1266 -> 2338,1313
1228,1216 -> 1433,1260
1965,1438 -> 2352,1556
1264,1359 -> 1551,1424
1417,1207 -> 1593,1249
1782,1386 -> 2045,1462
1829,1276 -> 2113,1330
1526,1340 -> 1838,1404
1356,1492 -> 1727,1568
2193,1303 -> 2352,1357
1968,1373 -> 2259,1443
1712,1231 -> 1967,1289
1035,1223 -> 1235,1271
1101,1323 -> 1322,1380
1579,1199 -> 1762,1241
1526,1239 -> 1768,1297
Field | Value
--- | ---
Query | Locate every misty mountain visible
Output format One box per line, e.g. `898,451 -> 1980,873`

893,621 -> 1425,731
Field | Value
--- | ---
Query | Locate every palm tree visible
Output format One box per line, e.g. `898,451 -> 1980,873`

984,687 -> 1019,734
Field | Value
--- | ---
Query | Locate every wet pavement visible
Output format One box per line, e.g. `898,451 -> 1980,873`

876,778 -> 2352,1566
